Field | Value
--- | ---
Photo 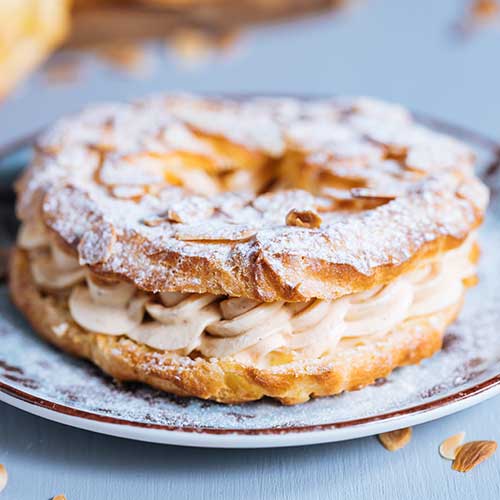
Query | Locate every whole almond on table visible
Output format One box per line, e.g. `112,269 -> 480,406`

378,427 -> 412,451
0,464 -> 7,493
53,495 -> 67,500
452,440 -> 497,472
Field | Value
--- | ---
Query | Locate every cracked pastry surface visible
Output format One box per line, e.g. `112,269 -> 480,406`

10,94 -> 488,404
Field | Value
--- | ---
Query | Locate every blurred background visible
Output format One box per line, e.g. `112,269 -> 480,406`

0,0 -> 500,148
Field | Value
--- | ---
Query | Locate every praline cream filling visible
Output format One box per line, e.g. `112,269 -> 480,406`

18,221 -> 476,367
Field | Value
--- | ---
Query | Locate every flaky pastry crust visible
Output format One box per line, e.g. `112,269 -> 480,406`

11,248 -> 462,404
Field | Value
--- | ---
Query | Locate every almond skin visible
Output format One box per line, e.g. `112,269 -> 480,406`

378,427 -> 412,451
452,440 -> 497,472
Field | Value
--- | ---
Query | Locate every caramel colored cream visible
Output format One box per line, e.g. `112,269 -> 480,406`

19,221 -> 476,367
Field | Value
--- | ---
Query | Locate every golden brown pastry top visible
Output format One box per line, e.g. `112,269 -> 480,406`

15,94 -> 488,302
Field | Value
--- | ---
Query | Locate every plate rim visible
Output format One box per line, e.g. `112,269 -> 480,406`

2,370 -> 500,435
1,105 -> 500,447
2,379 -> 500,447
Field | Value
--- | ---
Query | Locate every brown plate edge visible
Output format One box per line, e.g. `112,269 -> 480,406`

2,372 -> 500,435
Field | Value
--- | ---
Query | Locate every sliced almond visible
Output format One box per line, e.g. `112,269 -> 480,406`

0,464 -> 8,493
452,440 -> 497,472
175,223 -> 256,242
378,427 -> 412,451
144,199 -> 215,226
111,185 -> 145,199
439,431 -> 466,460
350,187 -> 398,201
286,209 -> 322,229
141,216 -> 166,227
321,187 -> 353,201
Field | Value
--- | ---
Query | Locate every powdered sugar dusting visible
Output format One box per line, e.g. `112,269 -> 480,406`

15,95 -> 488,301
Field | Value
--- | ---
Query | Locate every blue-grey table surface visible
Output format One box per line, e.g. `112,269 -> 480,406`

1,0 -> 500,498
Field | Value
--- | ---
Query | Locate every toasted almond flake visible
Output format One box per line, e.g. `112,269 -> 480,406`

175,224 -> 256,242
350,187 -> 398,201
452,440 -> 497,472
112,186 -> 145,199
439,431 -> 465,460
378,427 -> 412,451
320,187 -> 353,201
286,209 -> 322,229
0,464 -> 8,493
144,202 -> 216,226
142,216 -> 167,227
165,210 -> 185,224
53,495 -> 67,500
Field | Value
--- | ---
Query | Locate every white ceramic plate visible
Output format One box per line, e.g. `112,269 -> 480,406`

1,119 -> 500,448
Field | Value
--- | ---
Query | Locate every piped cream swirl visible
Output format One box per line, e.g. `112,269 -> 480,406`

18,222 -> 476,367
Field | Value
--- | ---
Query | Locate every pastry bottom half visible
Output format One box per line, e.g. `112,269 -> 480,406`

9,248 -> 462,405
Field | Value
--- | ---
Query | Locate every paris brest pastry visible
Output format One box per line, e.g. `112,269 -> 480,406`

10,95 -> 488,404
